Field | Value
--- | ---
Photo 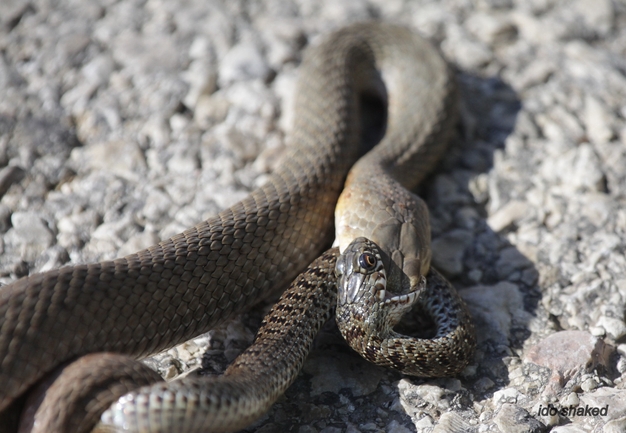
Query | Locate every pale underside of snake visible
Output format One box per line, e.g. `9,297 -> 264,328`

0,22 -> 475,433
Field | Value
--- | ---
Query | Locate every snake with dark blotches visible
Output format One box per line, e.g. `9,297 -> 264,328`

0,22 -> 475,433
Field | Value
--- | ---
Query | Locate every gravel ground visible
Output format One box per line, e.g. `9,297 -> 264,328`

1,0 -> 626,432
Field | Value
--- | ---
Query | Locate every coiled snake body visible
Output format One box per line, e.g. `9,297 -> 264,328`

0,22 -> 474,432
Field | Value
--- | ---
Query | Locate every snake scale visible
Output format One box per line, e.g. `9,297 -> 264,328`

0,22 -> 474,432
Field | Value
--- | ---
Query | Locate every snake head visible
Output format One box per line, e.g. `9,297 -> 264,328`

335,237 -> 425,331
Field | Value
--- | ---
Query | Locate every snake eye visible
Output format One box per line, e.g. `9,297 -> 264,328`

358,252 -> 377,271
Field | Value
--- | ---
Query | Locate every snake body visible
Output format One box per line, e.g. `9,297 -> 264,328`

0,22 -> 472,432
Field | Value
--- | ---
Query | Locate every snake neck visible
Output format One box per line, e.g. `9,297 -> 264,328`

335,163 -> 432,289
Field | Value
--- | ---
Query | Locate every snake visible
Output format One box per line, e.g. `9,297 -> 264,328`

0,22 -> 474,433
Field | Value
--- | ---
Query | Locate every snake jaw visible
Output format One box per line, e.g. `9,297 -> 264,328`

379,274 -> 425,328
378,273 -> 425,305
381,289 -> 417,305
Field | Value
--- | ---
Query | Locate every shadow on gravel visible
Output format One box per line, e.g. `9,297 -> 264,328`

432,71 -> 535,401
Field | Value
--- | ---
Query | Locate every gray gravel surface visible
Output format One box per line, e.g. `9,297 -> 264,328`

1,0 -> 626,432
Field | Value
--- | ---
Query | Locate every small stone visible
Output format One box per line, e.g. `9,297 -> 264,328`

516,61 -> 555,90
113,31 -> 179,74
72,140 -> 147,181
194,93 -> 230,127
475,377 -> 496,393
561,392 -> 579,407
596,316 -> 626,340
443,25 -> 493,69
577,192 -> 612,227
496,247 -> 532,280
0,165 -> 25,198
493,387 -> 522,404
0,204 -> 11,233
140,116 -> 171,150
414,415 -> 435,430
583,95 -> 613,145
461,282 -> 529,345
166,146 -> 200,174
5,212 -> 55,262
535,106 -> 585,144
82,54 -> 114,88
579,387 -> 626,421
117,230 -> 160,257
218,41 -> 270,87
163,364 -> 178,380
431,229 -> 473,276
604,417 -> 626,433
572,0 -> 614,37
466,12 -> 517,45
494,404 -> 546,433
182,58 -> 217,110
580,377 -> 600,392
590,326 -> 607,337
524,331 -> 613,395
540,143 -> 606,193
397,380 -> 456,412
319,0 -> 371,22
468,268 -> 483,282
432,412 -> 474,433
488,200 -> 531,232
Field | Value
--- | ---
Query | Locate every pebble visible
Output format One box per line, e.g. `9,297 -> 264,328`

443,25 -> 493,70
487,200 -> 530,232
465,11 -> 517,46
596,316 -> 626,340
431,229 -> 473,276
494,404 -> 546,433
524,331 -> 613,395
117,230 -> 160,257
579,387 -> 626,421
72,140 -> 147,181
0,165 -> 25,198
432,412 -> 474,433
4,211 -> 55,262
218,41 -> 270,87
583,95 -> 614,145
461,282 -> 529,346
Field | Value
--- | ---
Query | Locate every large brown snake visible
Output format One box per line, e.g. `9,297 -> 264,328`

0,22 -> 474,432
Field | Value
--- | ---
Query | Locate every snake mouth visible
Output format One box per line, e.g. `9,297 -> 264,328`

376,273 -> 425,305
377,288 -> 419,306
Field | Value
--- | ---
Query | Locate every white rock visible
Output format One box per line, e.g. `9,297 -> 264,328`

487,200 -> 531,232
443,25 -> 493,70
5,212 -> 55,261
218,41 -> 270,87
583,95 -> 613,145
572,0 -> 614,37
466,11 -> 517,45
596,316 -> 626,340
